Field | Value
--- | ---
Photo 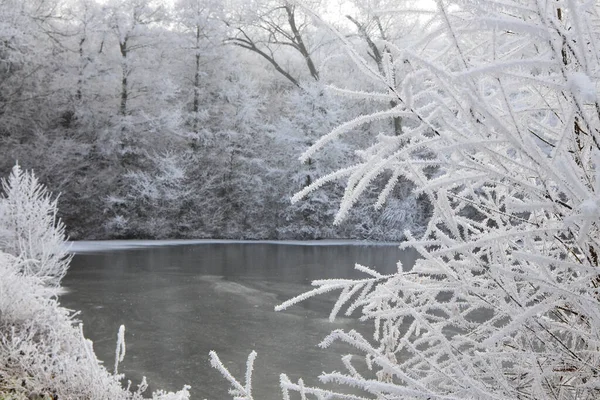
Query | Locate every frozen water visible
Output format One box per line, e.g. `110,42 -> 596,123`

60,242 -> 416,399
66,239 -> 402,253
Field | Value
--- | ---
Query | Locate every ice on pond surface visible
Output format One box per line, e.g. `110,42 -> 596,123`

65,239 -> 402,253
60,242 -> 416,399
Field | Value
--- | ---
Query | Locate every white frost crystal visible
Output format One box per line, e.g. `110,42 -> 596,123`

567,71 -> 597,102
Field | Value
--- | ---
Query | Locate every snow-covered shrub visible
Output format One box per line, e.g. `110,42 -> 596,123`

0,164 -> 70,287
0,164 -> 190,400
213,0 -> 600,399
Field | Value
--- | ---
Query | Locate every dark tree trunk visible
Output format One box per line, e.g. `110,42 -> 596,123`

119,39 -> 128,116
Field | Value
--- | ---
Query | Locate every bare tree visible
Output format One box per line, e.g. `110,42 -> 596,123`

225,0 -> 321,88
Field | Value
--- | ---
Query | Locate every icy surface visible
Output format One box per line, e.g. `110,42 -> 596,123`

66,239 -> 401,253
60,242 -> 416,400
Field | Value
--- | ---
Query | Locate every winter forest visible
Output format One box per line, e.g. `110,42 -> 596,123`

4,0 -> 600,399
0,0 -> 432,241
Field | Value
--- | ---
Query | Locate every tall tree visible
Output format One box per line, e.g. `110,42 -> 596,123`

173,0 -> 224,134
63,0 -> 105,105
105,0 -> 165,116
0,0 -> 68,137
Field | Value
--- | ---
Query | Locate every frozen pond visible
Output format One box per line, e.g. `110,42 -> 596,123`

60,241 -> 417,399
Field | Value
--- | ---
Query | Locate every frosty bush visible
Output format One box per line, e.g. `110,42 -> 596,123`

213,0 -> 600,399
0,165 -> 190,400
0,164 -> 70,287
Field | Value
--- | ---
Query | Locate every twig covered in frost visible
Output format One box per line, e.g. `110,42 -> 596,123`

209,350 -> 257,400
115,324 -> 126,375
271,0 -> 600,398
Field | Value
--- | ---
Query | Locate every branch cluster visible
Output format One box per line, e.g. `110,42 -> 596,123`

215,0 -> 600,398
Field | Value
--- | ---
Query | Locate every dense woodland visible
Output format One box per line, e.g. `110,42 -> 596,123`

0,0 -> 431,240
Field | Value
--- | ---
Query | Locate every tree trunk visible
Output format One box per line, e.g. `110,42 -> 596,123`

193,26 -> 201,133
286,5 -> 318,81
77,37 -> 85,101
119,39 -> 128,116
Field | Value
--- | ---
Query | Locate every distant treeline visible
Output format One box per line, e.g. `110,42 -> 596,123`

0,0 -> 430,240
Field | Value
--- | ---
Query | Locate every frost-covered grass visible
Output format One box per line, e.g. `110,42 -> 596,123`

0,165 -> 190,400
